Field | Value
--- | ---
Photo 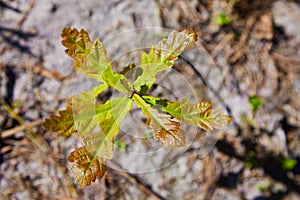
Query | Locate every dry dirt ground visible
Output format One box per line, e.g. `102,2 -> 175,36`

1,0 -> 300,199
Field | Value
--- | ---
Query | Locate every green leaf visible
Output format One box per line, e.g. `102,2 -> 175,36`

73,94 -> 129,140
82,131 -> 114,160
133,94 -> 185,147
249,96 -> 263,113
143,96 -> 232,131
43,84 -> 108,137
61,27 -> 133,93
94,97 -> 132,140
119,63 -> 143,81
71,84 -> 109,137
133,30 -> 197,92
102,66 -> 134,94
80,39 -> 112,81
216,12 -> 231,26
72,95 -> 132,180
75,96 -> 132,161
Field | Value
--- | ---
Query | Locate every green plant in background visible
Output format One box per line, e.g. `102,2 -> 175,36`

241,95 -> 263,126
281,158 -> 297,170
216,12 -> 231,26
43,28 -> 231,187
249,95 -> 263,113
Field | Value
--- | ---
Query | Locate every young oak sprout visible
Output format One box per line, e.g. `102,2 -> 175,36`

43,28 -> 231,187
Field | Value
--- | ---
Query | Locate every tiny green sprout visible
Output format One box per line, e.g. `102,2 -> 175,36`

245,150 -> 258,169
12,100 -> 23,109
249,96 -> 263,113
281,158 -> 297,170
43,28 -> 231,187
245,160 -> 253,169
216,12 -> 231,26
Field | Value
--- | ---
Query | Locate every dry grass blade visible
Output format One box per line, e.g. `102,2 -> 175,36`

4,104 -> 49,152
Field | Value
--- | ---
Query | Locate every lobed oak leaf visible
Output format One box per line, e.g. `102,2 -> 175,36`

61,28 -> 92,70
61,28 -> 107,81
43,100 -> 75,137
133,94 -> 185,147
74,97 -> 131,165
134,30 -> 198,92
203,109 -> 232,130
61,28 -> 91,58
61,27 -> 133,93
72,84 -> 108,137
94,97 -> 132,141
147,112 -> 185,147
44,84 -> 108,137
143,96 -> 232,131
68,146 -> 106,187
155,29 -> 198,65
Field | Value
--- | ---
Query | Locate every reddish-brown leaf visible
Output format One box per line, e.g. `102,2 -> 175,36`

43,101 -> 75,137
68,146 -> 106,187
133,94 -> 185,147
61,27 -> 91,62
147,116 -> 185,147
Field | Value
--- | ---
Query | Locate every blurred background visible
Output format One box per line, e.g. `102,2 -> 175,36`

1,0 -> 300,199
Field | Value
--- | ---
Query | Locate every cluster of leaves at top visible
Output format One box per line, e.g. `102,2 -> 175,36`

43,27 -> 231,187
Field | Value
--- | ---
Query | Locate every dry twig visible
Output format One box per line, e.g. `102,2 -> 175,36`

1,119 -> 44,139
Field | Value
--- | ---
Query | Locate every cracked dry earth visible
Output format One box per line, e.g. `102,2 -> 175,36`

1,0 -> 300,199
